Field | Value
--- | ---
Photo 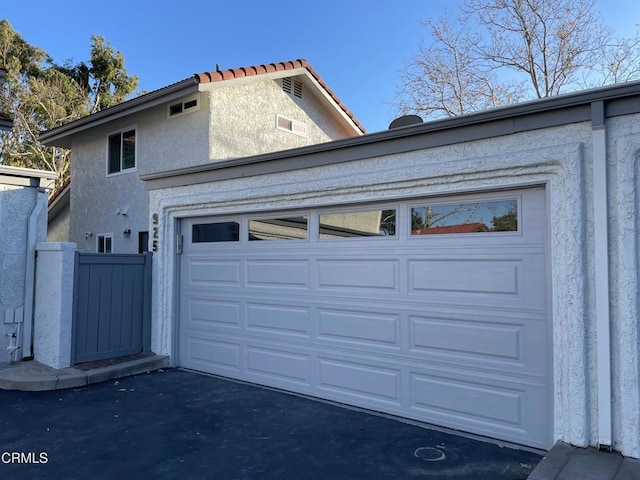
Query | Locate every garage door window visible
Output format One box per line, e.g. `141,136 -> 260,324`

319,209 -> 396,239
249,216 -> 308,241
192,221 -> 240,243
411,199 -> 518,235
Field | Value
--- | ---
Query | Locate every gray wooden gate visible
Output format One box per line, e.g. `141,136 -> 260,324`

72,252 -> 152,365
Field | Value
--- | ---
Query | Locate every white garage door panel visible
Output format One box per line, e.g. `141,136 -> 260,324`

409,259 -> 520,294
409,370 -> 548,442
186,337 -> 240,372
408,310 -> 547,375
317,309 -> 401,347
247,260 -> 310,287
246,303 -> 311,335
179,188 -> 550,449
188,298 -> 241,327
190,260 -> 241,285
318,260 -> 400,291
246,346 -> 311,385
317,357 -> 402,404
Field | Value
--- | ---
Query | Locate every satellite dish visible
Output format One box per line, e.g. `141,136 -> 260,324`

388,114 -> 423,129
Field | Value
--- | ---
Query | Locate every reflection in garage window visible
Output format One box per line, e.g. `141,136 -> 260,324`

319,209 -> 396,238
249,216 -> 308,241
192,221 -> 240,242
410,199 -> 517,235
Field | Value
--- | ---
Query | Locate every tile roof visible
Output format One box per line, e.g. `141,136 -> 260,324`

48,176 -> 70,204
412,222 -> 491,235
194,59 -> 365,133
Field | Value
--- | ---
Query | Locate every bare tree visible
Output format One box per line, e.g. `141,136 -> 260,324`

395,0 -> 639,120
396,13 -> 525,118
586,30 -> 640,86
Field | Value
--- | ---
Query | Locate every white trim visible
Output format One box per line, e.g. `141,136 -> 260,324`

167,94 -> 200,119
275,114 -> 308,137
105,125 -> 138,177
96,233 -> 114,253
592,124 -> 612,448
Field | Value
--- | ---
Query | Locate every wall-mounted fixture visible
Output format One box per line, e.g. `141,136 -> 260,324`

84,231 -> 93,240
115,206 -> 130,216
123,229 -> 131,238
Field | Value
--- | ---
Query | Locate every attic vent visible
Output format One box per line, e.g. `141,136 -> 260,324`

168,95 -> 199,118
276,114 -> 308,137
293,80 -> 303,98
281,77 -> 303,99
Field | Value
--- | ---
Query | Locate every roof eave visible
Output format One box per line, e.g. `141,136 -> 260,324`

197,67 -> 365,135
48,182 -> 71,220
39,78 -> 199,148
140,79 -> 640,190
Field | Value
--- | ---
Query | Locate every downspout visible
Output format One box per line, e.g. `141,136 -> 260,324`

19,181 -> 46,361
591,100 -> 612,450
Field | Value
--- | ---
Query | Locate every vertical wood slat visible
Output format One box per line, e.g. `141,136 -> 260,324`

72,253 -> 152,364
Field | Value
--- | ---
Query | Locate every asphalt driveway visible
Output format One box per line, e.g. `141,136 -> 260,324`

0,368 -> 541,479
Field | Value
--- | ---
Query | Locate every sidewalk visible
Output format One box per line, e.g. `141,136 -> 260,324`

528,442 -> 639,479
0,353 -> 168,391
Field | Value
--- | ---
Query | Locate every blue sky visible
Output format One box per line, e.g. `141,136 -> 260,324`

2,1 -> 639,132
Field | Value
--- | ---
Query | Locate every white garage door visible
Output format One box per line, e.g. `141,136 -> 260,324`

179,188 -> 550,448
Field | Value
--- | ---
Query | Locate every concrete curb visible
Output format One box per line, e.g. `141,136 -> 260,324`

0,355 -> 169,391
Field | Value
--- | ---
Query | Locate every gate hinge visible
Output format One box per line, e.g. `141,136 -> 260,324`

176,234 -> 183,254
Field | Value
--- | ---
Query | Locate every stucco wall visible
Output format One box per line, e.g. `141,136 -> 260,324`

146,114 -> 640,458
0,185 -> 47,361
604,114 -> 640,458
47,200 -> 70,242
71,78 -> 359,253
207,78 -> 354,162
70,125 -> 149,254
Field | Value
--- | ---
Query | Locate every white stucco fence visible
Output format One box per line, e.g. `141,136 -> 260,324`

33,242 -> 76,369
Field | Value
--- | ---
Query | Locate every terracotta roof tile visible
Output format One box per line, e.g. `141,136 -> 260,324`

412,222 -> 490,235
48,177 -> 70,204
195,59 -> 365,133
40,58 -> 365,143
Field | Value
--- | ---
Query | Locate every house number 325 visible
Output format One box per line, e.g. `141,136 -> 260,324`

152,213 -> 159,252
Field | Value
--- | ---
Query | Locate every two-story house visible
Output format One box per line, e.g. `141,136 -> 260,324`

41,59 -> 364,253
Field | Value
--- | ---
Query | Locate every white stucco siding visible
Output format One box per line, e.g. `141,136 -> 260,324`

69,82 -> 358,253
70,126 -> 149,254
0,186 -> 46,360
69,98 -> 211,252
148,120 -> 623,452
605,112 -> 640,456
208,79 -> 355,161
136,95 -> 210,176
47,201 -> 70,242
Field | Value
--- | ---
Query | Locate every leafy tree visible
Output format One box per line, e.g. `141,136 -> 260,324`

491,208 -> 518,231
395,0 -> 640,119
0,21 -> 138,189
56,35 -> 138,114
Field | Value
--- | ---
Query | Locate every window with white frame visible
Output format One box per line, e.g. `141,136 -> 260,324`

97,234 -> 113,253
107,128 -> 136,175
168,96 -> 199,118
276,114 -> 308,137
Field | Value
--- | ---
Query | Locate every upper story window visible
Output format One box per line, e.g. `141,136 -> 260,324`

107,128 -> 136,175
168,95 -> 199,118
